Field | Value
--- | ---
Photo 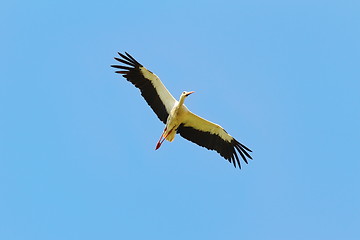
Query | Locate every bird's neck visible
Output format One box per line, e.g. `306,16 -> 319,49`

178,95 -> 186,106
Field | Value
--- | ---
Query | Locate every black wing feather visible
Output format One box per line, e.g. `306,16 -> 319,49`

111,52 -> 169,124
114,57 -> 136,67
177,125 -> 252,169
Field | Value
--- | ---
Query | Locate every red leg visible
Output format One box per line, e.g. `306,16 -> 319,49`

155,127 -> 167,150
155,127 -> 173,150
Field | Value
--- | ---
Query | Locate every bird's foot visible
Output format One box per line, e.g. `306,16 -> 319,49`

155,141 -> 162,150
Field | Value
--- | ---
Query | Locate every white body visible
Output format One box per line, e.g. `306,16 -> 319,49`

164,95 -> 189,142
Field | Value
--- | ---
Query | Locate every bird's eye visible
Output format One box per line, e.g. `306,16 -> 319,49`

183,91 -> 186,94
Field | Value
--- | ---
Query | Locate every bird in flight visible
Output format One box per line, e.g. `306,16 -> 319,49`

111,52 -> 252,168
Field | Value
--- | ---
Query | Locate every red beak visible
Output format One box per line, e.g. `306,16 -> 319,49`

186,91 -> 195,96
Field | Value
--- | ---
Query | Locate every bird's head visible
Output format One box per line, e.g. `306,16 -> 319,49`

182,91 -> 195,97
179,91 -> 195,104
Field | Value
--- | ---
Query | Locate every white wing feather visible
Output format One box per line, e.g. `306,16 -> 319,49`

140,67 -> 177,115
182,111 -> 233,142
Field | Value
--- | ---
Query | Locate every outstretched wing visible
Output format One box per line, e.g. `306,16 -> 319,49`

111,52 -> 177,124
177,111 -> 252,168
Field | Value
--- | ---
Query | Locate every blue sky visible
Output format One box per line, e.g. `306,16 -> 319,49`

1,0 -> 359,239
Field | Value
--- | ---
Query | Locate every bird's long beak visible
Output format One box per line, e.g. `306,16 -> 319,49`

186,91 -> 195,96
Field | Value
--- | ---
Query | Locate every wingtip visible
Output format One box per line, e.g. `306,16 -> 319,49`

115,70 -> 128,74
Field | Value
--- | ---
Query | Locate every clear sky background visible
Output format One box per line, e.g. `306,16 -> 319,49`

1,0 -> 359,239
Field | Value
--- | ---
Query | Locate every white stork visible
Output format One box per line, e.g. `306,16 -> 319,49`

111,52 -> 252,168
